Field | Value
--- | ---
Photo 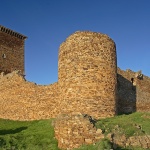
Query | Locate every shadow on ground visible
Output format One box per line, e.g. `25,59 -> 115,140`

0,127 -> 28,135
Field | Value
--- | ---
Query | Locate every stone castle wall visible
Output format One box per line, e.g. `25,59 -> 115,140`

0,68 -> 149,121
136,75 -> 150,111
0,72 -> 60,120
117,68 -> 136,113
0,31 -> 118,120
0,26 -> 26,74
117,68 -> 150,113
0,31 -> 149,121
58,31 -> 117,118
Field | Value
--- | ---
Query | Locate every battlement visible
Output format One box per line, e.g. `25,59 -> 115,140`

0,25 -> 27,40
0,25 -> 26,74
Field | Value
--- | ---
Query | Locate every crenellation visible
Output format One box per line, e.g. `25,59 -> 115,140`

0,25 -> 27,40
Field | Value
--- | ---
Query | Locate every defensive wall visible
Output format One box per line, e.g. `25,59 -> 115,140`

58,31 -> 117,118
0,31 -> 149,121
117,68 -> 150,113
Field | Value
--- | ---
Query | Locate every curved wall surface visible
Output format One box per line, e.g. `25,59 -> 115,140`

58,31 -> 117,118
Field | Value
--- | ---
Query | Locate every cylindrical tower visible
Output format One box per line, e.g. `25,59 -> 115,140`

58,31 -> 117,118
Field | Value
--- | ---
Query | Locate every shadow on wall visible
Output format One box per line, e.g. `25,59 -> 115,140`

117,74 -> 136,114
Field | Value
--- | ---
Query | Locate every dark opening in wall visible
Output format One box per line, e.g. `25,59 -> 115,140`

131,78 -> 134,84
2,54 -> 6,59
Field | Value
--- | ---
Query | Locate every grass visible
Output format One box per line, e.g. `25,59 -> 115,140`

0,119 -> 60,150
0,112 -> 149,150
76,112 -> 150,150
74,138 -> 112,150
96,112 -> 150,138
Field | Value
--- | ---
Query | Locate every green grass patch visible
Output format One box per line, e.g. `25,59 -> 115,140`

74,138 -> 112,150
0,119 -> 60,150
0,112 -> 149,150
75,112 -> 150,150
96,112 -> 150,138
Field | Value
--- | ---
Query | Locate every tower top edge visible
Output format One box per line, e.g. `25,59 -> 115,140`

0,25 -> 27,40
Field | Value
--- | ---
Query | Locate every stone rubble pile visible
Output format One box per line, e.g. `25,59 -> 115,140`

107,133 -> 150,149
54,113 -> 104,150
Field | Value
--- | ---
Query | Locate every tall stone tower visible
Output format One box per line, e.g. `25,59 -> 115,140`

0,25 -> 27,74
58,31 -> 117,118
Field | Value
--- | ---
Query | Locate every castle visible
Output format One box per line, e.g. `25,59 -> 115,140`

0,25 -> 149,121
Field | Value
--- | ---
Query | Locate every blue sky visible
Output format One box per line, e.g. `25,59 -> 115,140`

0,0 -> 150,85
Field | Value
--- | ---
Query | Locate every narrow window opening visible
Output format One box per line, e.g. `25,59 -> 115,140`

131,78 -> 134,84
2,54 -> 6,59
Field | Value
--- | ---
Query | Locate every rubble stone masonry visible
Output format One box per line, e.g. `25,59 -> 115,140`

0,30 -> 149,121
117,68 -> 150,113
54,113 -> 104,149
0,25 -> 27,74
0,72 -> 60,120
136,75 -> 150,111
58,31 -> 117,118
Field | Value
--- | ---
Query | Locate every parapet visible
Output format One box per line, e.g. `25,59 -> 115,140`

0,25 -> 27,40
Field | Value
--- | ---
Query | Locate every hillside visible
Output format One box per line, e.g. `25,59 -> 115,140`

0,112 -> 149,150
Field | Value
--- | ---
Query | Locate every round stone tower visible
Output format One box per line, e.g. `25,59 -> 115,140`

58,31 -> 117,118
